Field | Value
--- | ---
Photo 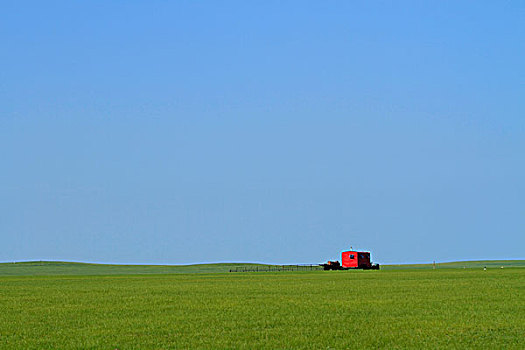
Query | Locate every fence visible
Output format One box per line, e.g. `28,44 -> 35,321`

229,264 -> 323,273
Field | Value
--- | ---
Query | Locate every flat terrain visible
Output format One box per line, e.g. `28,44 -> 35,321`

382,260 -> 525,270
0,261 -> 277,276
0,263 -> 523,349
1,259 -> 523,276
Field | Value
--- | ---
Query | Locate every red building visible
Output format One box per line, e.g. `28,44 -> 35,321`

341,251 -> 372,269
321,249 -> 379,270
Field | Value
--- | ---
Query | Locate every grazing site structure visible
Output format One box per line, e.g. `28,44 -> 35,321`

321,249 -> 380,270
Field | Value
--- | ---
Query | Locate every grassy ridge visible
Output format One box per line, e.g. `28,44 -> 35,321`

0,261 -> 274,276
0,260 -> 523,276
381,259 -> 525,270
1,268 -> 523,349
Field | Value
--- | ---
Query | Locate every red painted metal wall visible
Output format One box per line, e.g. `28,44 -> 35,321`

341,251 -> 371,268
341,251 -> 358,268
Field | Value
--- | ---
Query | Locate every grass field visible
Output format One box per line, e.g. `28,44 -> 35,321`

0,262 -> 523,349
381,259 -> 525,270
1,259 -> 524,276
0,261 -> 277,276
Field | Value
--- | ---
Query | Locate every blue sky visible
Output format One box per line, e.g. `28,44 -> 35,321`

1,1 -> 524,264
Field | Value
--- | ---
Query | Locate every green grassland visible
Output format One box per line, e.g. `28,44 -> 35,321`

0,261 -> 276,276
1,259 -> 523,276
0,262 -> 523,349
381,259 -> 525,270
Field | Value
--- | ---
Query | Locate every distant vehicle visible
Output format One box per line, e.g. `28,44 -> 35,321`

321,249 -> 379,270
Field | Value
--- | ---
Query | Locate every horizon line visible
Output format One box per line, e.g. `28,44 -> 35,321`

2,258 -> 524,266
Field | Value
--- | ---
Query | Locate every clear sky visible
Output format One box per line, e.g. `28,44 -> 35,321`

1,1 -> 524,264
